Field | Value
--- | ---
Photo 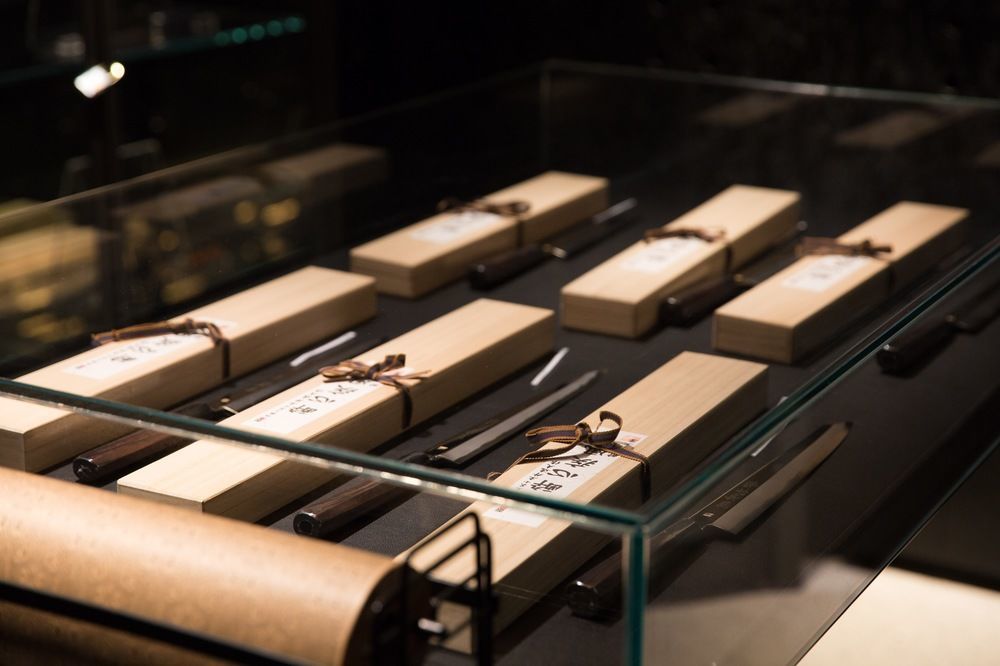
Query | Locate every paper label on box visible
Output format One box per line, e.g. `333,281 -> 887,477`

781,255 -> 876,293
484,431 -> 648,528
244,380 -> 383,434
620,237 -> 706,274
410,211 -> 504,244
63,318 -> 236,381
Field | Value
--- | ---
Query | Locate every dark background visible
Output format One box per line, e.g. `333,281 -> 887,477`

2,1 -> 999,199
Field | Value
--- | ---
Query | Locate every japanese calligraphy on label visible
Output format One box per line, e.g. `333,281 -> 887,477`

484,431 -> 648,528
620,237 -> 706,274
244,380 -> 383,434
781,255 -> 875,293
63,318 -> 236,381
410,211 -> 504,245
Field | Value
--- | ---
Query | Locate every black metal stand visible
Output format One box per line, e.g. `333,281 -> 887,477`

403,512 -> 496,666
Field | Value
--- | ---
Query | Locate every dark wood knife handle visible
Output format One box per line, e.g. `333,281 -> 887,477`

468,245 -> 548,290
73,430 -> 192,484
659,274 -> 745,326
876,319 -> 956,374
294,477 -> 416,538
566,518 -> 700,620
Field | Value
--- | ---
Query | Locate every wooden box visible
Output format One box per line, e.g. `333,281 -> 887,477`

0,223 -> 98,318
117,299 -> 555,521
350,171 -> 608,297
408,351 -> 768,651
256,142 -> 389,202
561,185 -> 800,338
713,201 -> 968,363
0,267 -> 376,471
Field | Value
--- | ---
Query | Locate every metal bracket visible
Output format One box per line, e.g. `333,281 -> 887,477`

402,512 -> 495,666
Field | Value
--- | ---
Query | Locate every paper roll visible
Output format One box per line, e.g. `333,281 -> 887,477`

0,468 -> 428,665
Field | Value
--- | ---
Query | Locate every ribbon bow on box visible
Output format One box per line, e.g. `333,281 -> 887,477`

796,237 -> 892,258
437,197 -> 531,218
92,318 -> 231,377
319,354 -> 428,428
493,410 -> 651,502
643,227 -> 727,244
643,227 -> 732,271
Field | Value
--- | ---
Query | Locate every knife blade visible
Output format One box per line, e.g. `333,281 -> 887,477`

293,369 -> 602,537
468,199 -> 639,289
658,219 -> 807,326
71,334 -> 386,483
566,421 -> 849,620
877,279 -> 1000,375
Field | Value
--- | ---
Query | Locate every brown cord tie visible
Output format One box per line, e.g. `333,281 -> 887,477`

797,237 -> 895,289
491,411 -> 651,502
796,237 -> 893,258
437,197 -> 531,218
92,318 -> 231,378
319,354 -> 427,429
644,226 -> 732,271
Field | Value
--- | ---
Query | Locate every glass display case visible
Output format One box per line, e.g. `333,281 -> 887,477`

0,61 -> 998,665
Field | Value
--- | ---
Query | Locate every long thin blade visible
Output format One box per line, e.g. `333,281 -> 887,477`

545,199 -> 639,259
953,280 -> 1000,333
696,422 -> 849,535
429,370 -> 601,467
212,336 -> 385,414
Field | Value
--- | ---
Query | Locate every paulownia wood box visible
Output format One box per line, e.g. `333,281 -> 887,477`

561,185 -> 800,338
407,351 -> 768,651
117,299 -> 555,521
0,266 -> 376,472
350,171 -> 608,297
256,142 -> 389,201
714,201 -> 968,363
0,223 -> 98,317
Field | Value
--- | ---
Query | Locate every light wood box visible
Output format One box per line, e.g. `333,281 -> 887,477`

561,185 -> 800,338
713,201 -> 968,363
0,223 -> 98,317
350,171 -> 608,297
117,175 -> 265,223
256,142 -> 389,200
407,351 -> 768,651
117,299 -> 555,521
0,266 -> 376,472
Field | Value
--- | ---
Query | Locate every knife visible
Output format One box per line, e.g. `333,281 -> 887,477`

293,369 -> 601,537
566,421 -> 849,620
658,220 -> 807,326
71,334 -> 387,484
877,279 -> 1000,375
468,199 -> 639,289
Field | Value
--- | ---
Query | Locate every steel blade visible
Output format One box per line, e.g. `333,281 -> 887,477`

429,370 -> 600,467
708,422 -> 849,534
545,198 -> 638,259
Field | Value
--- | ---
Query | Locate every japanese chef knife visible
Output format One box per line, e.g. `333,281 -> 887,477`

72,334 -> 386,483
877,279 -> 1000,375
566,421 -> 849,620
658,220 -> 808,326
293,369 -> 601,537
468,199 -> 639,289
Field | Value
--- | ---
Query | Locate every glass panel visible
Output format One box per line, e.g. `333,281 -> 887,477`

635,248 -> 1000,665
1,62 -> 998,664
0,397 -> 638,664
2,62 -> 996,517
